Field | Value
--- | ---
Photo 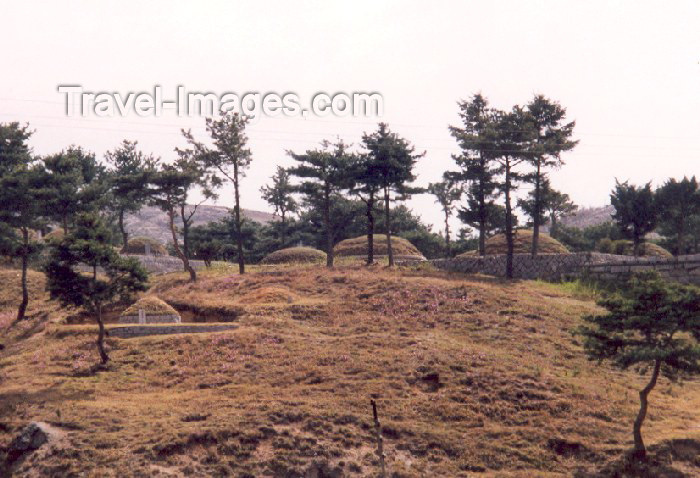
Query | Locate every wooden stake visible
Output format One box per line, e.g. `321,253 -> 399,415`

371,399 -> 386,477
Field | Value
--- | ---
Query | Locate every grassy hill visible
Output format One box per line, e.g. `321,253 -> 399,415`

1,265 -> 699,476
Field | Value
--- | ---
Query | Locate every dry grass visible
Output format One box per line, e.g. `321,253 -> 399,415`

260,246 -> 327,265
0,265 -> 699,476
121,296 -> 179,317
334,234 -> 424,259
122,237 -> 169,256
460,230 -> 569,256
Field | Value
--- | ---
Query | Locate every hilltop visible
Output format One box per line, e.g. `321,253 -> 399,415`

542,205 -> 614,232
1,265 -> 699,476
124,205 -> 276,245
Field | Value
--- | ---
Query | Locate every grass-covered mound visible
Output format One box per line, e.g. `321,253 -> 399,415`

260,247 -> 327,265
459,229 -> 569,256
597,239 -> 672,258
121,296 -> 178,317
334,234 -> 424,258
122,237 -> 168,256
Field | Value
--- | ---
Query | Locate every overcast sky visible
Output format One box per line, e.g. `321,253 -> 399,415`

2,1 -> 699,233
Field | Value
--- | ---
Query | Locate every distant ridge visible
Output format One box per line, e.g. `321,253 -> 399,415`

124,205 -> 275,244
543,205 -> 614,232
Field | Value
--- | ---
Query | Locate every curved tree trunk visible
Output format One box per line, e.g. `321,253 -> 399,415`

633,359 -> 661,459
96,303 -> 109,364
168,208 -> 196,282
16,228 -> 29,321
384,187 -> 394,266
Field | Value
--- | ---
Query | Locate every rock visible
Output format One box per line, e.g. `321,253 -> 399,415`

6,422 -> 49,463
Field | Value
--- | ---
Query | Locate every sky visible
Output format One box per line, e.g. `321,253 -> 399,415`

1,0 -> 699,234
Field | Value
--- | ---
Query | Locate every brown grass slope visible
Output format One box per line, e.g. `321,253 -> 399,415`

334,234 -> 424,258
260,247 -> 327,265
0,266 -> 699,476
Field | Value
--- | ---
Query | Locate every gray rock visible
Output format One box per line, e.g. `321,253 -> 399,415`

6,422 -> 49,463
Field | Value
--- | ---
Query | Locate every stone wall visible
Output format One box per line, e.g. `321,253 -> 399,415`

108,324 -> 237,338
422,252 -> 700,285
118,314 -> 181,324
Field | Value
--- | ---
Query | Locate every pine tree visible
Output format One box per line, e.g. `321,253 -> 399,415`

43,146 -> 107,234
349,153 -> 383,265
104,140 -> 159,249
149,157 -> 216,282
448,94 -> 501,256
525,95 -> 577,257
493,107 -> 532,278
427,177 -> 462,257
288,139 -> 354,267
260,166 -> 297,248
518,178 -> 577,237
45,213 -> 148,364
183,112 -> 252,274
577,273 -> 700,459
610,180 -> 657,256
0,123 -> 49,321
362,123 -> 423,266
655,176 -> 700,255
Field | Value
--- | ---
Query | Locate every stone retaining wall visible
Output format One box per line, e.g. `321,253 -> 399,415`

118,314 -> 181,324
422,252 -> 700,285
108,324 -> 237,338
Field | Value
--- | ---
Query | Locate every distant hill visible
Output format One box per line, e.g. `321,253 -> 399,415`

124,205 -> 275,244
542,205 -> 614,232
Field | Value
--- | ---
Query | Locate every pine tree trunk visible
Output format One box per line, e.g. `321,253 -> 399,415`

531,160 -> 542,257
444,209 -> 451,257
504,162 -> 514,279
16,228 -> 29,321
180,204 -> 191,261
168,208 -> 196,282
280,210 -> 287,248
233,165 -> 245,274
478,155 -> 487,256
384,187 -> 394,266
96,303 -> 109,364
366,195 -> 375,265
324,184 -> 334,268
118,209 -> 129,252
633,359 -> 661,459
633,235 -> 641,257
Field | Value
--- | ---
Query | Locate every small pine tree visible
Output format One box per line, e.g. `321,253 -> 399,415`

610,180 -> 657,256
577,273 -> 700,459
427,178 -> 462,257
260,166 -> 297,248
45,213 -> 148,364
